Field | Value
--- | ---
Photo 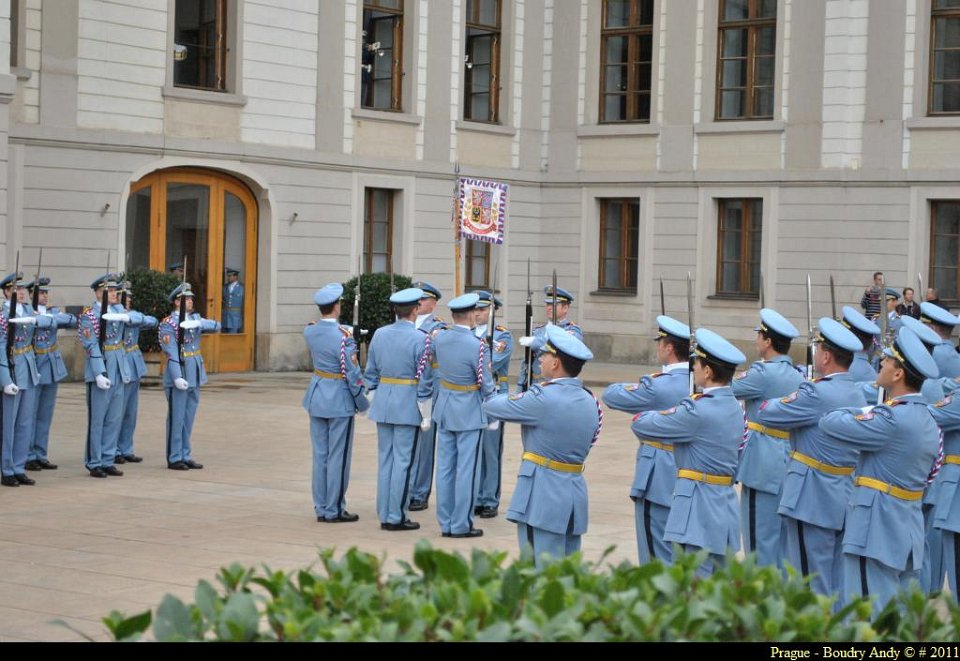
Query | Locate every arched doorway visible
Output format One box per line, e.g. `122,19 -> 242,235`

125,168 -> 258,372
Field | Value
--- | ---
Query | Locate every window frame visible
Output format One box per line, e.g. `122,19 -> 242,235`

930,200 -> 960,304
363,188 -> 395,274
361,0 -> 405,112
173,0 -> 228,92
929,1 -> 960,115
715,198 -> 762,298
465,239 -> 492,290
165,0 -> 242,100
715,0 -> 777,121
599,0 -> 655,124
597,198 -> 640,293
463,0 -> 502,124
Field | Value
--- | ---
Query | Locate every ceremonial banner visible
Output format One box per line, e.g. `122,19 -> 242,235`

457,177 -> 507,245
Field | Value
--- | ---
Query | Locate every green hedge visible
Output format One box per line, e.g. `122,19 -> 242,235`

119,269 -> 182,353
103,544 -> 960,642
339,273 -> 413,345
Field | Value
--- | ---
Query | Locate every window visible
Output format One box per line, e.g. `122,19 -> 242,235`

598,198 -> 640,291
716,199 -> 762,297
716,0 -> 776,120
174,0 -> 228,91
930,0 -> 960,114
931,201 -> 960,301
465,240 -> 491,289
364,188 -> 394,273
464,0 -> 502,123
9,0 -> 20,69
600,0 -> 654,123
361,0 -> 404,111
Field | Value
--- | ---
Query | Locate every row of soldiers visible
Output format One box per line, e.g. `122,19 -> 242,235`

0,271 -> 221,483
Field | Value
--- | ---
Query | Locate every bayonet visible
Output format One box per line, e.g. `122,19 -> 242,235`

686,272 -> 695,395
177,254 -> 188,367
551,269 -> 558,326
31,248 -> 42,311
877,273 -> 888,404
659,276 -> 665,316
523,258 -> 533,392
829,275 -> 837,319
6,251 -> 19,385
919,272 -> 925,302
98,252 -> 109,355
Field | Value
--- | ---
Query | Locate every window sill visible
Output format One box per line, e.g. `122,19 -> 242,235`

456,120 -> 516,136
577,123 -> 660,137
162,85 -> 247,107
694,120 -> 784,135
905,116 -> 960,130
590,289 -> 638,298
11,66 -> 31,81
707,294 -> 760,302
352,107 -> 423,126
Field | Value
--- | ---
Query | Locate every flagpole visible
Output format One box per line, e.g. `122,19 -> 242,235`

452,162 -> 463,296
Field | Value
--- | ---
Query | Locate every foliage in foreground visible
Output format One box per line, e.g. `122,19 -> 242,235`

103,543 -> 960,642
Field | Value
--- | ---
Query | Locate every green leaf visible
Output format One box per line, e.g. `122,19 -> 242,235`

194,580 -> 219,620
103,609 -> 152,641
154,595 -> 195,642
216,592 -> 260,641
540,580 -> 565,618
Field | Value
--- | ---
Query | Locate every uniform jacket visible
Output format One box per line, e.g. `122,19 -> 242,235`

364,319 -> 433,426
302,319 -> 367,418
32,305 -> 78,385
516,318 -> 583,390
929,394 -> 960,534
78,301 -> 128,384
222,282 -> 244,330
122,311 -> 157,381
158,311 -> 221,388
432,325 -> 495,431
475,323 -> 513,394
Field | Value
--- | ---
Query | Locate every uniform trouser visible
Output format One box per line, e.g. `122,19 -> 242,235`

117,378 -> 141,457
436,427 -> 483,535
10,386 -> 37,475
310,416 -> 355,519
476,421 -> 505,509
409,422 -> 437,504
782,516 -> 842,597
86,381 -> 125,469
634,498 -> 673,565
1,389 -> 21,476
922,504 -> 946,593
679,543 -> 727,578
741,485 -> 784,567
376,423 -> 418,525
517,521 -> 581,567
842,553 -> 921,612
942,530 -> 960,600
28,381 -> 58,462
165,386 -> 199,464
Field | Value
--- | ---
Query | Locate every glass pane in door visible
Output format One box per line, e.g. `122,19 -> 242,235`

222,191 -> 247,333
166,183 -> 210,316
125,186 -> 152,271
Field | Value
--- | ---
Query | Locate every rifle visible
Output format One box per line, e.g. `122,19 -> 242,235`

522,258 -> 533,392
686,272 -> 695,395
31,248 -> 42,311
352,253 -> 368,367
487,256 -> 500,378
877,273 -> 888,404
806,274 -> 816,380
551,270 -> 558,326
919,272 -> 925,303
659,276 -> 665,316
98,252 -> 109,355
177,255 -> 188,367
829,275 -> 837,319
6,251 -> 19,385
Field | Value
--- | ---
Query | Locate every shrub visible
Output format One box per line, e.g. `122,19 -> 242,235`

120,269 -> 181,353
339,273 -> 413,345
102,544 -> 960,642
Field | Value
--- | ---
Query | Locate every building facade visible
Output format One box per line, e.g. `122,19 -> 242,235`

0,0 -> 957,372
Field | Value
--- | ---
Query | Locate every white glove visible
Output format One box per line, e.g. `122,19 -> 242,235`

486,420 -> 500,431
417,399 -> 432,431
95,374 -> 111,390
3,383 -> 18,396
174,377 -> 189,391
366,390 -> 375,405
8,316 -> 36,325
101,313 -> 130,322
518,336 -> 535,347
122,376 -> 131,384
179,319 -> 202,330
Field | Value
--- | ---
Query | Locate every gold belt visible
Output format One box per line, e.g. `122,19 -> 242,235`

945,455 -> 960,466
314,369 -> 343,380
34,343 -> 58,355
431,362 -> 439,369
381,377 -> 418,385
790,451 -> 854,476
854,476 -> 923,501
498,376 -> 509,383
441,380 -> 480,392
746,421 -> 790,440
104,342 -> 123,351
677,469 -> 734,486
124,344 -> 139,353
641,439 -> 674,452
11,345 -> 33,356
182,350 -> 200,358
521,451 -> 584,473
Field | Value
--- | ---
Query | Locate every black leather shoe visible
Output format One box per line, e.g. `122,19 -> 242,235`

102,466 -> 123,476
319,511 -> 360,523
121,454 -> 143,463
183,460 -> 203,469
476,506 -> 498,519
14,474 -> 35,485
450,528 -> 483,538
24,460 -> 43,472
37,459 -> 57,470
441,532 -> 452,538
167,462 -> 189,470
1,475 -> 19,487
408,500 -> 428,511
114,455 -> 127,464
89,468 -> 108,478
380,520 -> 420,531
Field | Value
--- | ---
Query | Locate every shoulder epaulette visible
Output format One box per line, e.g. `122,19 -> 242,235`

81,305 -> 92,314
691,392 -> 712,400
306,321 -> 317,326
339,324 -> 352,337
649,372 -> 665,379
496,325 -> 508,332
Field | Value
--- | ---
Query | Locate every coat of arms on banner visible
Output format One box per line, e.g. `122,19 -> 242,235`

458,177 -> 507,245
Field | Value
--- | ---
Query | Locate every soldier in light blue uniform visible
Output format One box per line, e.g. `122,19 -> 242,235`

24,277 -> 77,472
116,283 -> 157,464
474,290 -> 513,519
930,379 -> 960,600
483,325 -> 602,565
631,328 -> 746,576
303,283 -> 369,523
733,308 -> 804,567
819,327 -> 941,611
516,286 -> 583,390
865,316 -> 945,405
158,283 -> 221,470
605,315 -> 690,564
78,273 -> 129,478
920,302 -> 960,380
222,268 -> 244,333
433,292 -> 496,538
757,318 -> 866,596
408,281 -> 447,512
364,287 -> 434,531
840,306 -> 880,384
